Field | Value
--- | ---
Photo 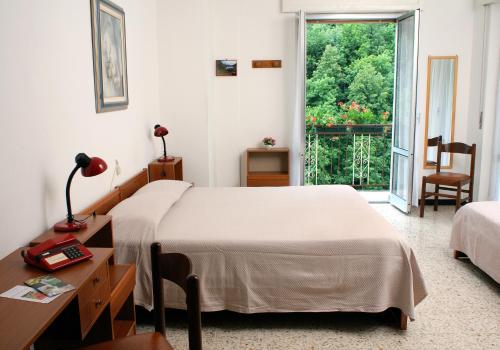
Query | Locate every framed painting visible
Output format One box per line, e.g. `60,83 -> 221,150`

91,0 -> 129,113
216,60 -> 237,76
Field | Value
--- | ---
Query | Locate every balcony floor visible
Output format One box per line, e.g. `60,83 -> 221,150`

359,190 -> 389,203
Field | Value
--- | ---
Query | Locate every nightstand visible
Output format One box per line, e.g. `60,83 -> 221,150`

148,157 -> 183,182
245,148 -> 289,187
29,215 -> 136,344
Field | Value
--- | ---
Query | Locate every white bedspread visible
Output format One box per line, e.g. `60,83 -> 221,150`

450,201 -> 500,283
110,183 -> 427,320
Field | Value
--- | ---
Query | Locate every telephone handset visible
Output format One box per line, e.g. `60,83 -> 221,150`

22,234 -> 93,272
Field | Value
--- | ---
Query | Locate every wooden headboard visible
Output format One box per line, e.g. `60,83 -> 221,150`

118,168 -> 148,201
80,168 -> 148,215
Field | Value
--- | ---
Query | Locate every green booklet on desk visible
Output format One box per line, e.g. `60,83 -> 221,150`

25,275 -> 75,297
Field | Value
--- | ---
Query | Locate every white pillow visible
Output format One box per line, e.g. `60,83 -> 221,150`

134,179 -> 193,197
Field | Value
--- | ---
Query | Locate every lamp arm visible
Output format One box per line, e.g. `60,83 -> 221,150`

161,136 -> 167,159
65,165 -> 81,223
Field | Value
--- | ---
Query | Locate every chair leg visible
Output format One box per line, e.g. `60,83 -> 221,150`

420,176 -> 427,218
433,184 -> 439,211
455,185 -> 462,212
468,183 -> 473,203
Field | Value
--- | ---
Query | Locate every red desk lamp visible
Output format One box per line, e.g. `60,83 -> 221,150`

154,124 -> 174,162
54,153 -> 107,232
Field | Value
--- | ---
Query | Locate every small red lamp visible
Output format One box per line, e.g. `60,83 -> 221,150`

154,124 -> 174,162
54,153 -> 107,232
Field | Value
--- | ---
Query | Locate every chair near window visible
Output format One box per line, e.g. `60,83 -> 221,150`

420,142 -> 476,217
425,136 -> 442,167
80,243 -> 202,350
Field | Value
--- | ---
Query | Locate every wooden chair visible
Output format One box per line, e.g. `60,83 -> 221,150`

420,142 -> 476,217
425,135 -> 442,167
80,243 -> 201,350
151,243 -> 202,350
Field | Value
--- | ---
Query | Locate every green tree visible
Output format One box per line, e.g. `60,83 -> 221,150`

306,45 -> 342,115
346,52 -> 394,117
348,65 -> 388,116
306,24 -> 337,79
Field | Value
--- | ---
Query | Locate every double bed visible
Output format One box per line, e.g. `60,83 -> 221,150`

83,170 -> 427,329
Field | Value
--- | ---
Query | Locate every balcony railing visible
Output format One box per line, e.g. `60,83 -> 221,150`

305,124 -> 392,190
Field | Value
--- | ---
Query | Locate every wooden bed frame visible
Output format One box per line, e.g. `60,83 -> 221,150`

77,167 -> 409,330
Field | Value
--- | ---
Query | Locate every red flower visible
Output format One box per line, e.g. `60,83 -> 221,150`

341,114 -> 347,119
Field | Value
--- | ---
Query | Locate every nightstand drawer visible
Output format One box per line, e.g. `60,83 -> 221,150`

247,174 -> 289,187
78,262 -> 110,337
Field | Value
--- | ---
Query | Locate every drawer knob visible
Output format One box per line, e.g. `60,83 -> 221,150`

94,299 -> 103,308
93,277 -> 100,285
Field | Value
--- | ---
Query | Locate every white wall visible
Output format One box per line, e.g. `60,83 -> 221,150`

156,0 -> 213,186
0,0 -> 161,258
157,0 -> 296,187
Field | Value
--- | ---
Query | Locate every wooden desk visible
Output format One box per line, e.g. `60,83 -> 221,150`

27,215 -> 137,348
0,248 -> 120,350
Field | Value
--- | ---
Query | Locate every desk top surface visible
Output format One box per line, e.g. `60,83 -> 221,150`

30,215 -> 112,246
0,247 -> 113,350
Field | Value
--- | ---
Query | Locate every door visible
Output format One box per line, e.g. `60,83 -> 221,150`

389,11 -> 420,213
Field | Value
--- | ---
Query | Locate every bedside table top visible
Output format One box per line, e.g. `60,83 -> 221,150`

150,157 -> 182,165
30,215 -> 112,247
247,147 -> 289,153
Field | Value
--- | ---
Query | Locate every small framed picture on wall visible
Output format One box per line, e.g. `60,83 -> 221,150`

216,60 -> 237,76
91,0 -> 129,113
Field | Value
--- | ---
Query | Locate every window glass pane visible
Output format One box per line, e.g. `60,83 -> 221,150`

392,153 -> 408,200
394,15 -> 415,151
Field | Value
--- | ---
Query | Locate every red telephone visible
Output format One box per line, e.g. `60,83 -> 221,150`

22,234 -> 93,272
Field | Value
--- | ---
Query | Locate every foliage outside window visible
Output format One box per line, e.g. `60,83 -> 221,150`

305,23 -> 395,189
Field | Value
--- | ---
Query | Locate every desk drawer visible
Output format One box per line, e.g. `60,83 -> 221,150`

78,262 -> 110,337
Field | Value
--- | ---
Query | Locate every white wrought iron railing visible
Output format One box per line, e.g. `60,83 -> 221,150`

305,124 -> 392,190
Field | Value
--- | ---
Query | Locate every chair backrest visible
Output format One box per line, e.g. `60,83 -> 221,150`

151,242 -> 202,350
436,142 -> 477,181
426,135 -> 442,166
427,135 -> 442,147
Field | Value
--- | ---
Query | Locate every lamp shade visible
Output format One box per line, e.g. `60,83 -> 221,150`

81,157 -> 107,177
154,124 -> 168,137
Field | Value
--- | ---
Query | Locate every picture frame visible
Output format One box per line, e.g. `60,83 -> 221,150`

90,0 -> 129,113
216,60 -> 237,76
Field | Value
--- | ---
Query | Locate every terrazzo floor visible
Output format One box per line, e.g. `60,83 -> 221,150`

137,204 -> 500,349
